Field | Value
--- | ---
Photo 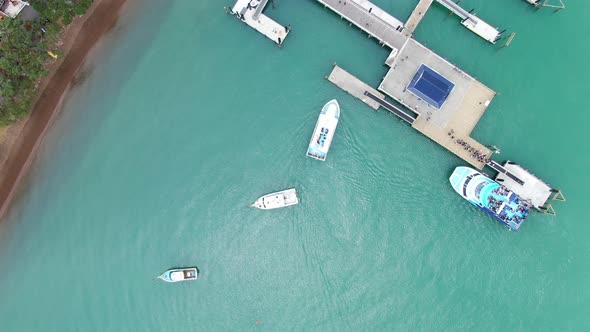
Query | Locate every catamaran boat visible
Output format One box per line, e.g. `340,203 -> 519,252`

250,188 -> 298,210
449,166 -> 531,231
156,268 -> 198,283
306,99 -> 340,161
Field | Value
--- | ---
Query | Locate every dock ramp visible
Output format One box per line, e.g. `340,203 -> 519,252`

490,161 -> 556,210
251,0 -> 268,20
434,0 -> 501,44
487,160 -> 524,185
364,91 -> 416,124
435,0 -> 475,24
230,0 -> 290,46
326,65 -> 385,110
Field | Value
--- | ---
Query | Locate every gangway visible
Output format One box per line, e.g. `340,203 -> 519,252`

364,91 -> 416,124
435,0 -> 475,24
252,0 -> 268,20
489,160 -> 560,211
434,0 -> 501,44
487,160 -> 524,185
526,0 -> 566,12
229,0 -> 290,46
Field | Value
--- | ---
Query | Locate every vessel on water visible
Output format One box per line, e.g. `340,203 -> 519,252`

250,188 -> 298,210
449,166 -> 531,231
306,99 -> 340,161
156,268 -> 198,283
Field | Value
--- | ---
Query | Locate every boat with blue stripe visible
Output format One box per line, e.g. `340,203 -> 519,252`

449,166 -> 531,231
306,99 -> 340,161
155,267 -> 198,283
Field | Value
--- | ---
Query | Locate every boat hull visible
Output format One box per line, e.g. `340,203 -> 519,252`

306,99 -> 340,161
158,268 -> 198,283
449,166 -> 530,231
250,188 -> 299,210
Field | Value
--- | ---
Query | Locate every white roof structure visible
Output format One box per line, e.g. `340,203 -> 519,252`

0,0 -> 29,18
170,271 -> 184,281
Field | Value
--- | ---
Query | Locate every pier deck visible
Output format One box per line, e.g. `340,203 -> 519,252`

494,162 -> 553,208
327,65 -> 384,110
314,0 -> 559,213
434,0 -> 501,43
318,0 -> 496,169
404,0 -> 434,36
231,0 -> 290,46
316,0 -> 407,50
379,38 -> 495,168
364,91 -> 416,124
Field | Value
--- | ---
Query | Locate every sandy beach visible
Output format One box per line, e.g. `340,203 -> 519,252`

0,0 -> 130,220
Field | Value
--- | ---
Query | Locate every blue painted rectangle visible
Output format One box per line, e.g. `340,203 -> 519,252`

407,64 -> 455,109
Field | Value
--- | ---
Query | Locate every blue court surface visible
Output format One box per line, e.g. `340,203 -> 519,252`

407,64 -> 455,109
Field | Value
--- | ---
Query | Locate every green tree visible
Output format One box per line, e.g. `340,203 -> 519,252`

0,1 -> 94,124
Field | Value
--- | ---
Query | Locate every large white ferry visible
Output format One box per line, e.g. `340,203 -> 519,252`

449,166 -> 531,231
306,99 -> 340,161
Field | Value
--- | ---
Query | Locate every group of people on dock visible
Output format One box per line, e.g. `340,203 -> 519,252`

455,138 -> 491,164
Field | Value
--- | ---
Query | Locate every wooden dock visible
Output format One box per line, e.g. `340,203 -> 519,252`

326,65 -> 384,110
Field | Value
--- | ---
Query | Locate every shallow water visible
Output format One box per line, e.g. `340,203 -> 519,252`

0,0 -> 588,330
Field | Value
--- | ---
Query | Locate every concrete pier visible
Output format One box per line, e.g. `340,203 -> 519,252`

315,0 -> 559,210
363,91 -> 417,124
230,0 -> 290,46
316,0 -> 497,169
404,0 -> 434,36
434,0 -> 501,43
326,65 -> 384,110
379,38 -> 496,169
316,0 -> 407,50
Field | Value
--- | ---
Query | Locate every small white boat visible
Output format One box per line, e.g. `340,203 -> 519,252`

250,188 -> 299,210
156,268 -> 198,283
306,99 -> 340,161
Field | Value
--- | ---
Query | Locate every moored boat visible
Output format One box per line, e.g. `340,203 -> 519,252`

250,188 -> 298,210
449,166 -> 531,231
306,99 -> 340,161
156,268 -> 198,283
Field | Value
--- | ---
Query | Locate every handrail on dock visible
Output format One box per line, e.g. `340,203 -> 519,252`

487,160 -> 525,185
364,91 -> 416,124
252,0 -> 269,20
315,0 -> 404,49
435,0 -> 476,24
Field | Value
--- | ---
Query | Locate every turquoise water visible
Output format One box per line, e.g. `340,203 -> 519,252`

1,0 -> 589,330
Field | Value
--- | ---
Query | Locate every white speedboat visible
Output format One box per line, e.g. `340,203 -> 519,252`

250,188 -> 299,210
156,268 -> 198,283
306,99 -> 340,161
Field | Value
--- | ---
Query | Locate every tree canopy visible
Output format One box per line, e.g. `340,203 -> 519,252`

0,0 -> 93,125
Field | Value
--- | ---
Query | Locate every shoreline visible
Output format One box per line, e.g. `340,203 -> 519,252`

0,0 -> 130,220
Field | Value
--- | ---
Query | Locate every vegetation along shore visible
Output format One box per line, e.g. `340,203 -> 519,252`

0,0 -> 128,219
